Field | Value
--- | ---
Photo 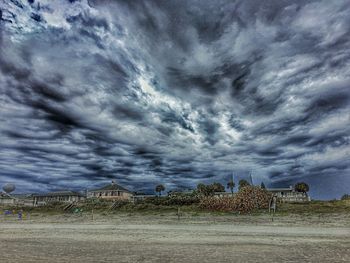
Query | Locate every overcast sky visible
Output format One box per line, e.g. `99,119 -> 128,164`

1,0 -> 349,199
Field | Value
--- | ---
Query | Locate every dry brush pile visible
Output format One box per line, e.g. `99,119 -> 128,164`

199,186 -> 272,213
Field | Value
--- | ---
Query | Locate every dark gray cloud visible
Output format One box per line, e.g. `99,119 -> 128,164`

0,0 -> 349,199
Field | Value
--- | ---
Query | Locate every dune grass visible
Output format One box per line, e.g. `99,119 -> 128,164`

276,200 -> 350,215
1,200 -> 350,217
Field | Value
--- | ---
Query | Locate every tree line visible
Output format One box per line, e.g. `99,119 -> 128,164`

155,180 -> 310,197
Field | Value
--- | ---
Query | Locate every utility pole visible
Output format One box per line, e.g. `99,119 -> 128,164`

249,170 -> 254,186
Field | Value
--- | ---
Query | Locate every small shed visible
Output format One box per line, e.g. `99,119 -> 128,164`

213,192 -> 234,198
12,194 -> 36,206
267,186 -> 310,202
0,192 -> 16,205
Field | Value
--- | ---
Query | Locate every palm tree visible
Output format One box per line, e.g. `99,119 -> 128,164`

227,180 -> 235,195
294,182 -> 309,193
155,184 -> 165,196
212,182 -> 225,192
196,183 -> 211,196
238,179 -> 250,190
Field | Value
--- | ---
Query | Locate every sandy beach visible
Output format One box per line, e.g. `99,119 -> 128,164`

1,214 -> 350,263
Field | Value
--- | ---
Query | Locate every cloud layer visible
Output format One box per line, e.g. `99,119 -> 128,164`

0,0 -> 349,199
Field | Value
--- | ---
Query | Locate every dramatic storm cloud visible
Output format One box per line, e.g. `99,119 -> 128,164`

1,0 -> 349,199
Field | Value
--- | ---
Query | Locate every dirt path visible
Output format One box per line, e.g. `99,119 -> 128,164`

1,222 -> 350,262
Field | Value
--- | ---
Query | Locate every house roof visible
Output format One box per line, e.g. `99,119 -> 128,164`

11,193 -> 35,199
89,182 -> 131,193
0,192 -> 15,199
33,191 -> 84,197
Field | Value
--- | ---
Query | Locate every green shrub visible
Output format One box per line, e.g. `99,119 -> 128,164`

142,194 -> 200,206
341,194 -> 350,200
